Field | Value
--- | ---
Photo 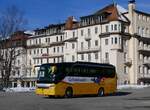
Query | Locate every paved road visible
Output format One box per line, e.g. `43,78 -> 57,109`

0,87 -> 150,110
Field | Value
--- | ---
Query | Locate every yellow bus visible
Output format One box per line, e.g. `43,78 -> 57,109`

36,62 -> 117,97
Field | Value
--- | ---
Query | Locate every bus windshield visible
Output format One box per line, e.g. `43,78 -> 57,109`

37,65 -> 58,83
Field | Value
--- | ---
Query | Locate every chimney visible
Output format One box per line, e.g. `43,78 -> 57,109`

128,0 -> 136,34
128,0 -> 136,10
65,16 -> 74,30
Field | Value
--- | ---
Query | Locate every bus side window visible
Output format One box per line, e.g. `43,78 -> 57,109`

103,68 -> 115,78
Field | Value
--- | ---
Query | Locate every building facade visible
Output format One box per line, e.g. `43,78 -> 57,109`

1,0 -> 149,87
26,0 -> 150,85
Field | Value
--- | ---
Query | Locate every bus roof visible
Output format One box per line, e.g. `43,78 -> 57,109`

41,61 -> 115,68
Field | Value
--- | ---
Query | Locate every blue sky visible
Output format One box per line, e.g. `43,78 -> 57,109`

0,0 -> 149,30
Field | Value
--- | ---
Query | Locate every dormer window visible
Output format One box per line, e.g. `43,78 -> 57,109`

114,24 -> 117,31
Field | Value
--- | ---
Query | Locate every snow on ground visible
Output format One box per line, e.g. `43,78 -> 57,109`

2,85 -> 150,92
3,87 -> 36,92
117,84 -> 150,90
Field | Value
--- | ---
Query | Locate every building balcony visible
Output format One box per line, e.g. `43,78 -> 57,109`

84,35 -> 91,41
41,43 -> 50,47
143,60 -> 150,68
64,37 -> 77,42
77,47 -> 100,54
50,41 -> 64,47
33,53 -> 64,59
138,59 -> 143,65
124,58 -> 132,67
48,53 -> 64,58
139,45 -> 150,51
27,44 -> 42,49
138,46 -> 150,55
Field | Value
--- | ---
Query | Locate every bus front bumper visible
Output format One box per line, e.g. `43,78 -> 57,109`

36,87 -> 56,96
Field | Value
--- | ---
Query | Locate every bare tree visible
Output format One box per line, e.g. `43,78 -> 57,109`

0,5 -> 27,88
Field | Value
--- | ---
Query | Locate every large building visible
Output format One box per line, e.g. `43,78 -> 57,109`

1,0 -> 150,87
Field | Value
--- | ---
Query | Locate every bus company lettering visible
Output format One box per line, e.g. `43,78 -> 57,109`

63,77 -> 93,83
68,77 -> 86,82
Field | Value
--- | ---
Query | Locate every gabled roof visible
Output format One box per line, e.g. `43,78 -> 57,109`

81,4 -> 129,23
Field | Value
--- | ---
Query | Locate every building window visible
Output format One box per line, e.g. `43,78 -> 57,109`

39,38 -> 41,44
34,49 -> 36,54
124,52 -> 127,61
142,28 -> 144,36
53,58 -> 55,63
115,37 -> 117,44
81,30 -> 84,36
111,38 -> 113,44
66,32 -> 67,38
88,53 -> 91,61
88,28 -> 91,36
17,70 -> 20,76
29,50 -> 31,55
119,37 -> 121,44
57,47 -> 59,52
72,55 -> 75,61
95,53 -> 98,59
66,43 -> 67,49
114,24 -> 117,30
81,42 -> 84,50
81,54 -> 84,60
60,36 -> 63,41
36,39 -> 38,44
62,47 -> 63,52
37,59 -> 39,64
106,25 -> 109,32
45,38 -> 47,42
18,60 -> 20,65
105,39 -> 108,45
53,47 -> 55,53
87,41 -> 91,49
56,36 -> 59,42
41,59 -> 43,64
41,49 -> 43,54
139,66 -> 141,73
48,38 -> 50,43
47,48 -> 49,54
72,43 -> 75,49
37,49 -> 39,54
95,40 -> 98,46
105,52 -> 109,61
29,60 -> 31,65
138,27 -> 140,35
146,28 -> 149,36
73,32 -> 75,38
95,27 -> 98,34
111,25 -> 113,31
118,24 -> 121,31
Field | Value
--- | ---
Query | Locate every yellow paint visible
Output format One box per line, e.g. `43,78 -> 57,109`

36,75 -> 117,97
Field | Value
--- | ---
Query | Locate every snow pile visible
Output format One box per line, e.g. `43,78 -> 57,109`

3,87 -> 36,92
117,84 -> 150,90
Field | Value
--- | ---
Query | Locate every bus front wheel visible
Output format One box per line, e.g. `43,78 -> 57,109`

98,88 -> 104,97
65,87 -> 73,98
